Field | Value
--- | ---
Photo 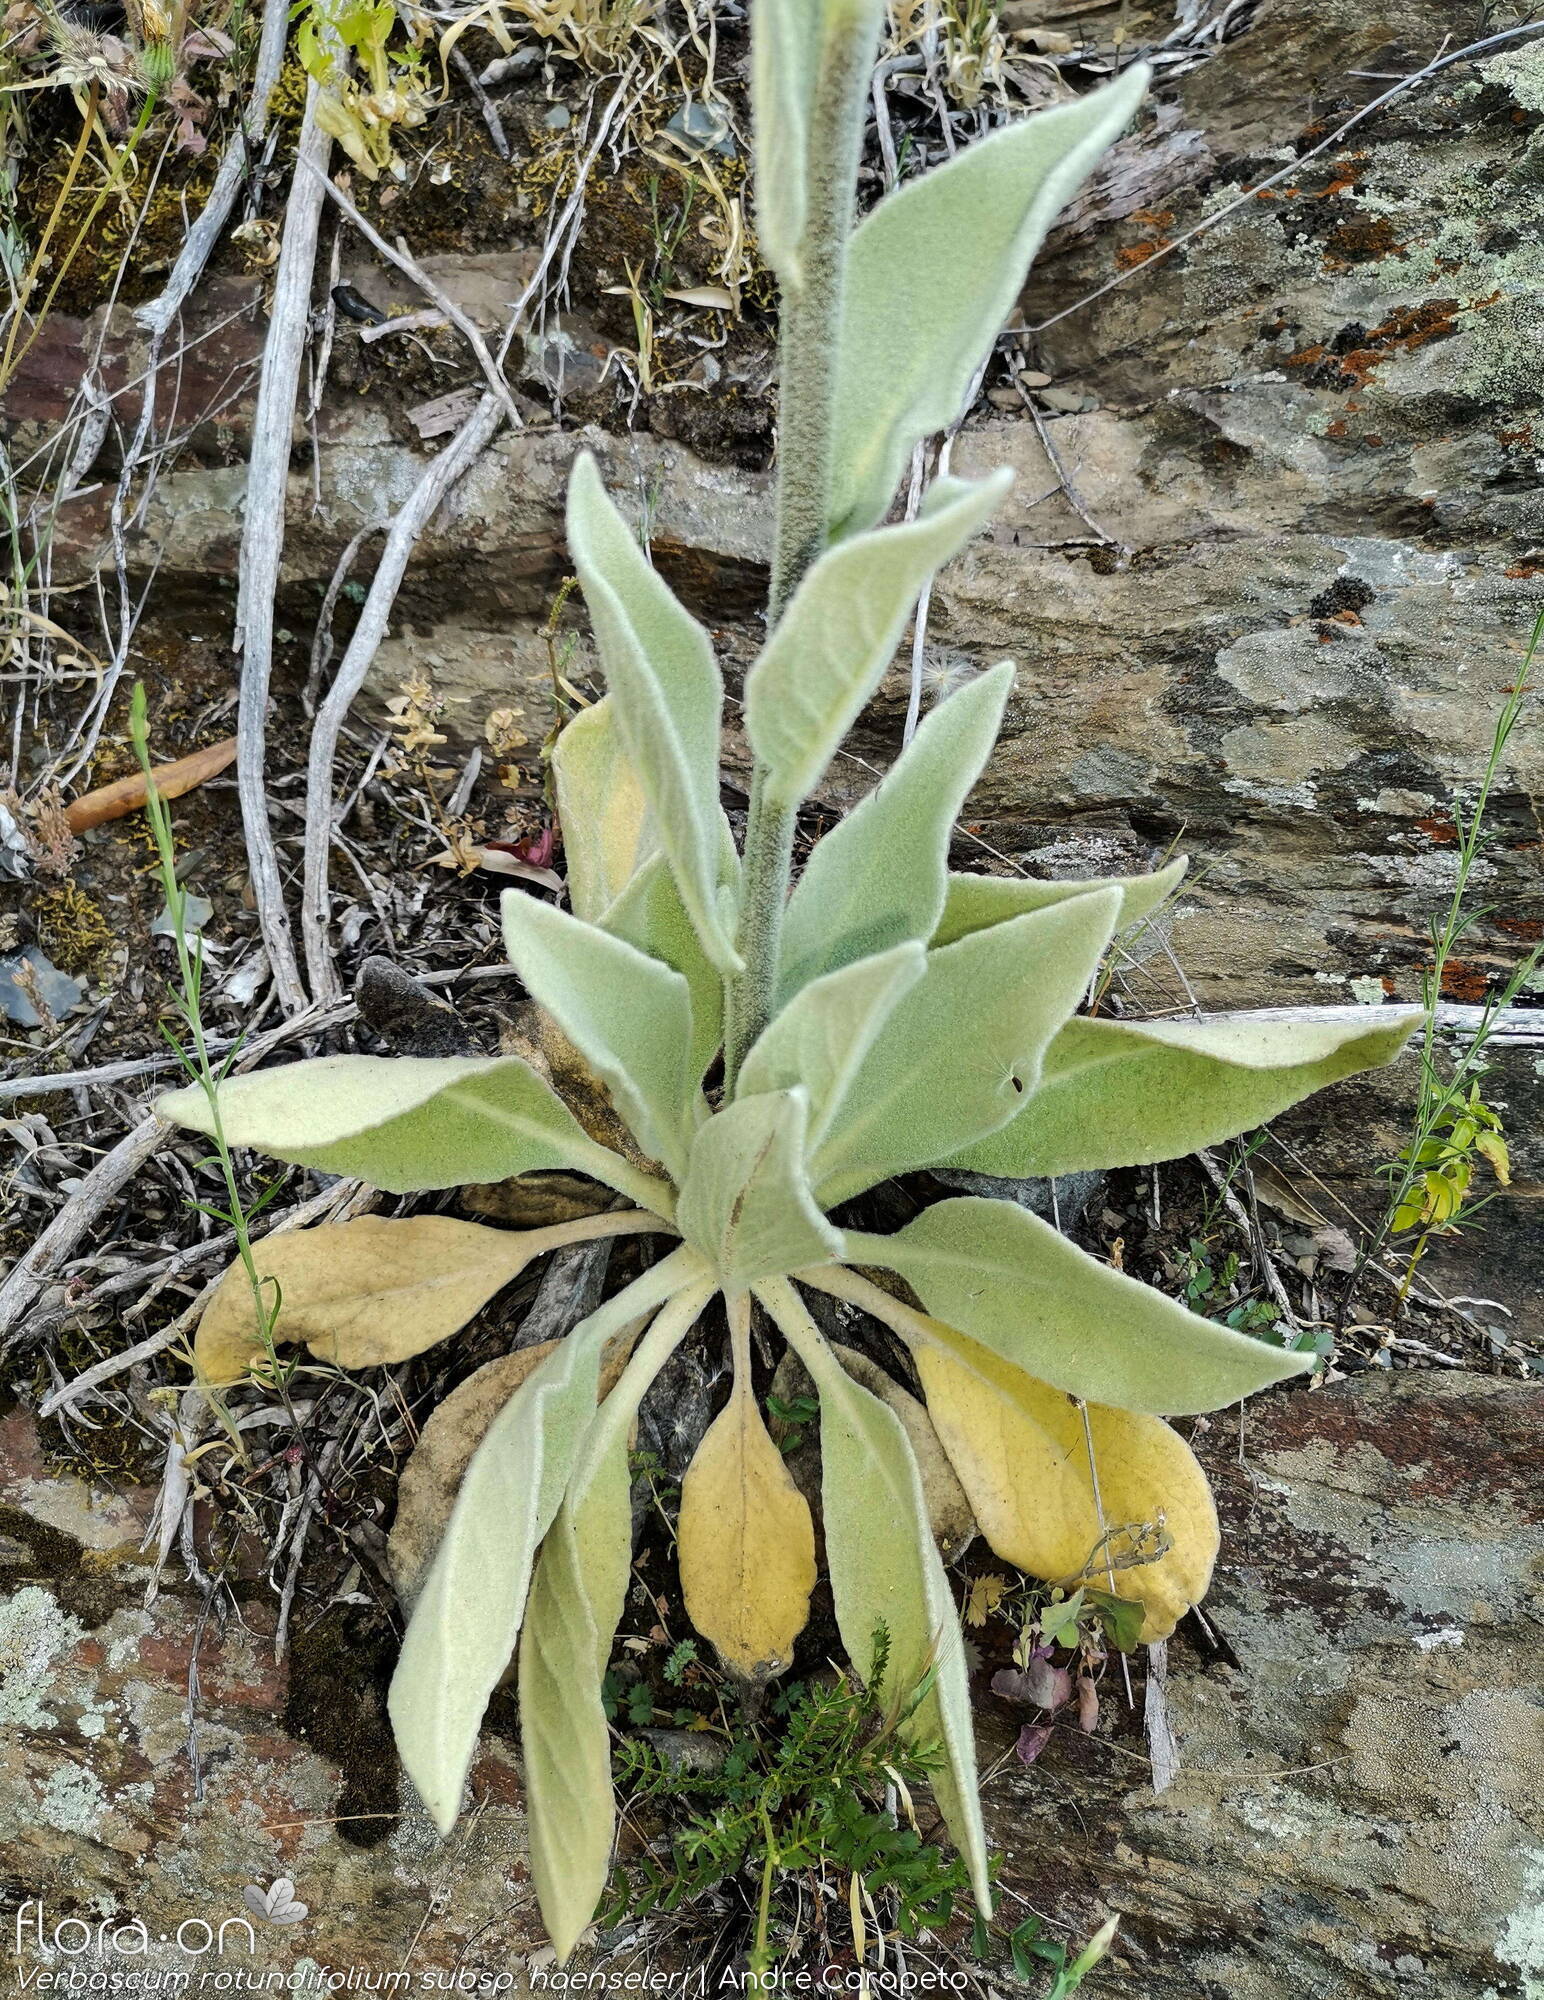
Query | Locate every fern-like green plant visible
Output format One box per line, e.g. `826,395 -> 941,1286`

158,0 -> 1419,1960
606,1638 -> 974,1964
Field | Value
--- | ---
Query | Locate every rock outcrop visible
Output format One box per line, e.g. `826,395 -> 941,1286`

4,1373 -> 1538,1993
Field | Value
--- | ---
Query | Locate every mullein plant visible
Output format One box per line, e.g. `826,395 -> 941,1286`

161,0 -> 1418,1957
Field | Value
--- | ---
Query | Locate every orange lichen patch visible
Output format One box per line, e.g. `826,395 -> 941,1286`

1336,300 -> 1465,381
1497,423 -> 1536,449
1316,156 -> 1366,199
1505,563 -> 1544,578
1131,207 -> 1175,230
1116,239 -> 1166,270
1416,816 -> 1459,845
1325,418 -> 1349,438
1324,216 -> 1403,266
1438,960 -> 1496,1003
1290,296 -> 1495,389
1495,916 -> 1544,941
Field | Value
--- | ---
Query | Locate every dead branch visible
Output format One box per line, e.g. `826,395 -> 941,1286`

134,0 -> 292,340
0,1113 -> 168,1345
301,392 -> 507,1003
307,165 -> 524,428
234,80 -> 337,1018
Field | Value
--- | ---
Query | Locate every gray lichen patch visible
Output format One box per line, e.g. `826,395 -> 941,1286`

0,1584 -> 84,1729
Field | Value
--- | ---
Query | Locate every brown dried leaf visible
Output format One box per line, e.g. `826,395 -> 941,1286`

195,1214 -> 582,1384
768,1342 -> 975,1561
389,1330 -> 640,1632
65,738 -> 236,833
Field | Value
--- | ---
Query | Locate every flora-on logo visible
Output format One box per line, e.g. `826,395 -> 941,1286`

13,1900 -> 256,1956
242,1879 -> 309,1925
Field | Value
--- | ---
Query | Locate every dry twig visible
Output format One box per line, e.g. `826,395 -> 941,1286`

301,392 -> 507,1002
234,81 -> 338,1017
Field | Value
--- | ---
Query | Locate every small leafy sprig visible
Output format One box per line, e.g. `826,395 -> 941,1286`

130,684 -> 286,1384
1374,613 -> 1540,1298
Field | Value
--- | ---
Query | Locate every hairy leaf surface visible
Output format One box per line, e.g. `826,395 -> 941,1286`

830,68 -> 1149,535
737,942 -> 925,1146
566,453 -> 738,972
778,664 -> 1013,1000
843,1197 -> 1310,1413
521,1283 -> 714,1961
812,889 -> 1122,1203
749,0 -> 821,287
550,697 -> 657,922
933,854 -> 1187,948
390,1333 -> 641,1611
601,853 -> 725,1086
677,1089 -> 841,1288
745,474 -> 1011,807
388,1247 -> 706,1837
758,1279 -> 990,1911
502,890 -> 702,1178
158,1053 -> 670,1213
826,1341 -> 975,1561
196,1212 -> 661,1384
947,1009 -> 1422,1178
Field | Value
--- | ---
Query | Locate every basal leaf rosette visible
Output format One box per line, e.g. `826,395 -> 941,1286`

158,724 -> 1416,1953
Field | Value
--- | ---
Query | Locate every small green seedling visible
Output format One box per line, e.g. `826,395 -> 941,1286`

159,0 -> 1419,1959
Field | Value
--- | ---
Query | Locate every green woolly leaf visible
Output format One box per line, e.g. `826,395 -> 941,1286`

502,890 -> 703,1180
565,452 -> 739,974
516,1484 -> 618,1962
845,1196 -> 1311,1414
830,67 -> 1149,537
946,1009 -> 1423,1178
520,1282 -> 713,1960
933,854 -> 1188,948
550,696 -> 658,922
387,1248 -> 701,1838
749,0 -> 821,289
745,473 -> 1011,808
812,889 -> 1122,1205
156,1053 -> 668,1213
757,1279 -> 990,1914
779,663 -> 1014,1001
737,942 -> 925,1147
602,853 -> 725,1086
676,1089 -> 842,1289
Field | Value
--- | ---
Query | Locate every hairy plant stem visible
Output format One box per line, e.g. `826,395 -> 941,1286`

727,13 -> 875,1085
723,768 -> 795,1088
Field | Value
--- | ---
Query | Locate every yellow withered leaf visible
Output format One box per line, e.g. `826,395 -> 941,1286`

911,1327 -> 1218,1641
194,1212 -> 648,1384
678,1373 -> 817,1680
550,695 -> 657,922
